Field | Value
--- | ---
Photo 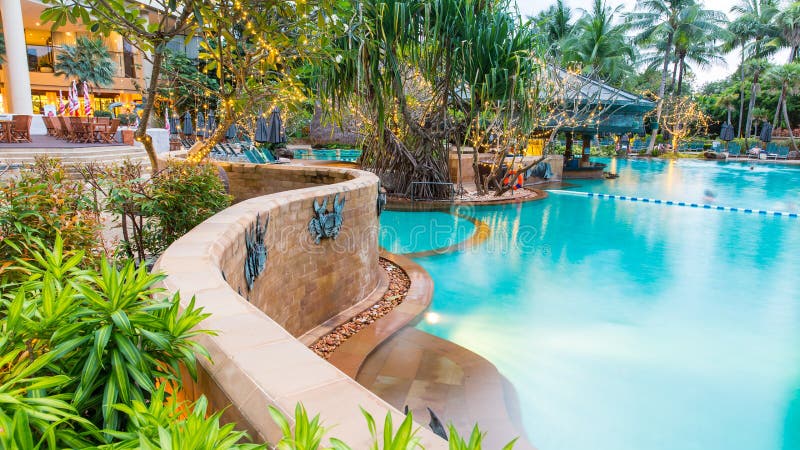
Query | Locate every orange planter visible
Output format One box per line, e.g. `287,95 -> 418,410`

120,129 -> 134,145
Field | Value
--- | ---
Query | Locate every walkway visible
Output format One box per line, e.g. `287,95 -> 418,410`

356,327 -> 535,450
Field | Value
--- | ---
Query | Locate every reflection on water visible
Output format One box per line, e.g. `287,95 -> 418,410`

380,159 -> 800,450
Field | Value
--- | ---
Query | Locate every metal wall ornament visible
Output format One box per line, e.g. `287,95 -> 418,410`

308,194 -> 345,244
244,213 -> 269,291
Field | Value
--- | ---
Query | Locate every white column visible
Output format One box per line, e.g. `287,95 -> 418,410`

1,0 -> 34,115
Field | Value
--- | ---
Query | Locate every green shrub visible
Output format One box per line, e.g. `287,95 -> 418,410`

0,236 -> 215,446
117,113 -> 138,126
94,110 -> 113,118
81,160 -> 232,264
0,157 -> 104,268
144,160 -> 232,253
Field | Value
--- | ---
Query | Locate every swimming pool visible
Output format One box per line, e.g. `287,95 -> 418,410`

293,148 -> 362,162
379,157 -> 800,450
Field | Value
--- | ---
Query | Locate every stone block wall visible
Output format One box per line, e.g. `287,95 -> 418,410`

154,154 -> 445,447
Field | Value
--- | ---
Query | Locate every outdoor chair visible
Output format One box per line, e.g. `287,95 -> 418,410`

43,116 -> 56,136
727,142 -> 741,158
10,115 -> 32,143
766,143 -> 778,159
777,146 -> 790,160
99,119 -> 119,144
242,149 -> 265,164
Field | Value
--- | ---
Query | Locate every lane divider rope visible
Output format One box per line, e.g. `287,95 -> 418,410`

547,189 -> 799,218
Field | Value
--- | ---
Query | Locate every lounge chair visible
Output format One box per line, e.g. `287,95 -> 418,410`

727,142 -> 741,158
765,143 -> 778,159
777,146 -> 790,160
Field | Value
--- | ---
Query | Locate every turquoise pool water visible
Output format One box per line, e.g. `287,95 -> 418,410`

293,148 -> 362,162
379,158 -> 800,450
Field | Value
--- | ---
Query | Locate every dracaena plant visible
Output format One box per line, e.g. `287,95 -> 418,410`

0,234 -> 214,444
105,386 -> 265,450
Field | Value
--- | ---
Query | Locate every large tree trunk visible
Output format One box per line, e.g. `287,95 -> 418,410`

737,47 -> 745,137
676,57 -> 685,96
744,69 -> 761,149
669,57 -> 679,94
784,100 -> 798,151
648,32 -> 674,153
773,81 -> 787,128
136,47 -> 164,171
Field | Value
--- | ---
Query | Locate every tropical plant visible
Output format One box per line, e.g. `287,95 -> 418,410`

772,0 -> 800,62
109,387 -> 264,449
159,50 -> 220,115
730,0 -> 780,144
723,16 -> 755,136
54,36 -> 115,88
269,404 -> 350,450
563,0 -> 634,82
0,234 -> 215,446
714,91 -> 740,125
361,408 -> 421,450
446,425 -> 517,450
669,3 -> 728,95
765,62 -> 800,150
535,0 -> 574,59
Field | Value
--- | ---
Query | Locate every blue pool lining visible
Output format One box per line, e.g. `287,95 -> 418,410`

547,190 -> 800,218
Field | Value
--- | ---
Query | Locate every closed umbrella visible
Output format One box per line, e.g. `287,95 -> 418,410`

759,122 -> 773,143
267,108 -> 285,144
206,111 -> 216,138
254,112 -> 270,143
169,116 -> 179,135
719,123 -> 734,142
196,112 -> 206,137
182,112 -> 194,135
225,123 -> 238,140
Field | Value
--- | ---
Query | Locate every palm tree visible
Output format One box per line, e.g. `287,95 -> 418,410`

670,4 -> 728,95
714,91 -> 739,125
564,0 -> 634,81
54,36 -> 115,88
731,0 -> 780,143
723,17 -> 755,137
765,62 -> 800,150
536,0 -> 574,59
628,0 -> 695,153
773,1 -> 800,62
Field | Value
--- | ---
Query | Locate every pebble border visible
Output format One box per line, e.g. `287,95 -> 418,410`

549,189 -> 800,218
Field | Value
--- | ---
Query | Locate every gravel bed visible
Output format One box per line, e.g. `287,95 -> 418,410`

310,258 -> 410,359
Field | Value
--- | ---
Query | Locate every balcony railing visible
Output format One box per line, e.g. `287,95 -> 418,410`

26,45 -> 137,79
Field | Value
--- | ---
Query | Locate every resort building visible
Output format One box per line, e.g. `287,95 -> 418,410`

0,0 -> 148,133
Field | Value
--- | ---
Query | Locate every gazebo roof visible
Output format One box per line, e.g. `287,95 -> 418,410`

552,69 -> 656,134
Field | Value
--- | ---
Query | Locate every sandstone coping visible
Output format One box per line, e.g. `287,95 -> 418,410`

154,155 -> 446,448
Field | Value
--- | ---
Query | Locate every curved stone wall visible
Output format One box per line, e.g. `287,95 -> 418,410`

155,156 -> 445,447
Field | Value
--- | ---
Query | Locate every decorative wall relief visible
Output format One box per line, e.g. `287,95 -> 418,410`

244,213 -> 268,291
308,194 -> 345,244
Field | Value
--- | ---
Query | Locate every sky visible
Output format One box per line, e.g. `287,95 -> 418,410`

512,0 -> 780,87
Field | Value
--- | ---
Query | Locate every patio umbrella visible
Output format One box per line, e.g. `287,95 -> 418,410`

225,123 -> 238,140
206,111 -> 216,138
759,122 -> 773,143
182,112 -> 193,135
719,123 -> 734,142
266,108 -> 286,144
169,116 -> 179,135
196,112 -> 206,137
254,112 -> 270,143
